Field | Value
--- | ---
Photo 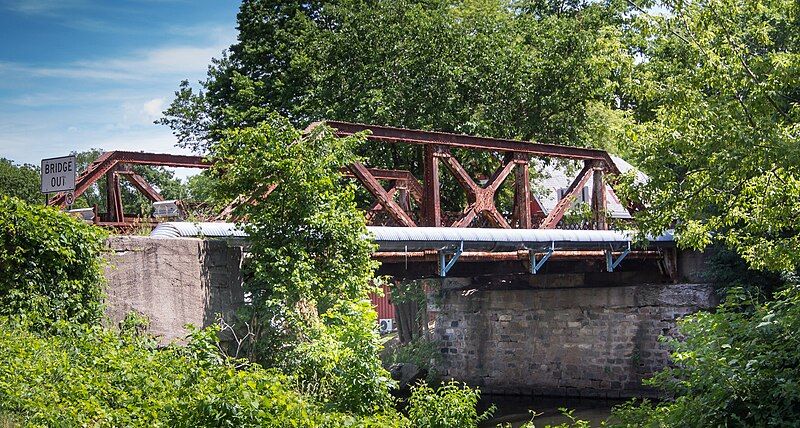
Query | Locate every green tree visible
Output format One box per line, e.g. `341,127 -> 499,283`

160,0 -> 641,217
625,0 -> 800,271
161,0 -> 636,167
209,116 -> 393,414
0,158 -> 41,205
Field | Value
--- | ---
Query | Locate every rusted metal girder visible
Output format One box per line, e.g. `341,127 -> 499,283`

49,122 -> 626,231
316,121 -> 621,174
348,162 -> 417,227
513,153 -> 532,228
117,169 -> 165,202
313,121 -> 622,229
591,164 -> 607,230
422,145 -> 442,227
49,151 -> 209,207
438,148 -> 515,228
105,165 -> 124,223
340,167 -> 423,203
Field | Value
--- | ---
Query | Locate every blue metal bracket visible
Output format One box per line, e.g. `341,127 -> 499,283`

530,242 -> 555,274
438,241 -> 464,277
606,242 -> 631,272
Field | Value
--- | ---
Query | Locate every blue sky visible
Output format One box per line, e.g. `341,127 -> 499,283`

0,0 -> 239,174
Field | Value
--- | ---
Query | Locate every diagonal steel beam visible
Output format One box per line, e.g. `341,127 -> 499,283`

117,170 -> 165,202
485,156 -> 517,194
348,162 -> 416,227
540,162 -> 594,229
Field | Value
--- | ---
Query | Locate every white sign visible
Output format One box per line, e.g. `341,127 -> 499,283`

41,155 -> 76,194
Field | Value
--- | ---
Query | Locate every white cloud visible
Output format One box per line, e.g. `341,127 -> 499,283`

0,26 -> 234,83
0,45 -> 223,82
142,98 -> 164,119
1,0 -> 87,16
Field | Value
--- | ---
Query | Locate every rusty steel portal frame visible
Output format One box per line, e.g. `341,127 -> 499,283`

48,122 -> 622,231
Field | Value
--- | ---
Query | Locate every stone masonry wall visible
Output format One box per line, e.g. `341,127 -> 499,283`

104,236 -> 245,343
434,281 -> 716,397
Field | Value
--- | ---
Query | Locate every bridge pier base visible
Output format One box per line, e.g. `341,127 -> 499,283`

430,278 -> 716,398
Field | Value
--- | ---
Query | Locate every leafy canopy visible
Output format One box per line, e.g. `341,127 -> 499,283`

209,116 -> 393,414
161,0 -> 636,159
627,0 -> 800,271
0,158 -> 41,205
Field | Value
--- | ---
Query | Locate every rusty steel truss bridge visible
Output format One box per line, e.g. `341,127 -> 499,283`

49,121 -> 626,230
47,121 -> 676,279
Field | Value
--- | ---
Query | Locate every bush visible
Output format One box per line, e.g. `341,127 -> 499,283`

288,300 -> 396,415
407,380 -> 493,428
0,197 -> 106,328
0,318 -> 403,427
384,337 -> 441,383
210,118 -> 395,414
612,282 -> 800,427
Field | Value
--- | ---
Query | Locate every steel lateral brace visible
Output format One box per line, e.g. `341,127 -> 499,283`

606,242 -> 631,272
438,241 -> 464,277
530,242 -> 555,274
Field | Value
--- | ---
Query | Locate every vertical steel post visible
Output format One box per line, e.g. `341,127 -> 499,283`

591,162 -> 607,230
105,165 -> 123,223
422,144 -> 441,227
513,154 -> 532,228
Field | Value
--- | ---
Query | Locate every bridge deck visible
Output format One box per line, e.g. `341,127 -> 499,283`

150,222 -> 676,279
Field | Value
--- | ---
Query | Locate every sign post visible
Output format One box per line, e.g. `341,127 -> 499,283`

41,155 -> 77,204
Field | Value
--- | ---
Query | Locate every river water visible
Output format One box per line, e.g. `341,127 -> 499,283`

478,395 -> 625,427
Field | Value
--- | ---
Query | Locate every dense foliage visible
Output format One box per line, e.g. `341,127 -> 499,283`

627,0 -> 800,272
163,0 -> 634,154
208,116 -> 394,414
611,282 -> 800,427
0,319 -> 396,428
407,381 -> 493,428
0,159 -> 41,205
160,0 -> 639,213
0,196 -> 106,329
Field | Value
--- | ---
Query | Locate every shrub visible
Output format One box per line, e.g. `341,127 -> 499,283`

0,197 -> 106,328
407,380 -> 493,428
288,300 -> 396,415
612,282 -> 800,427
0,318 -> 403,427
384,337 -> 441,383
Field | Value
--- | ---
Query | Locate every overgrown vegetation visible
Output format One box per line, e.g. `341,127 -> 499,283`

0,196 -> 498,426
0,196 -> 106,329
0,319 -> 395,427
407,381 -> 494,428
207,117 -> 395,414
